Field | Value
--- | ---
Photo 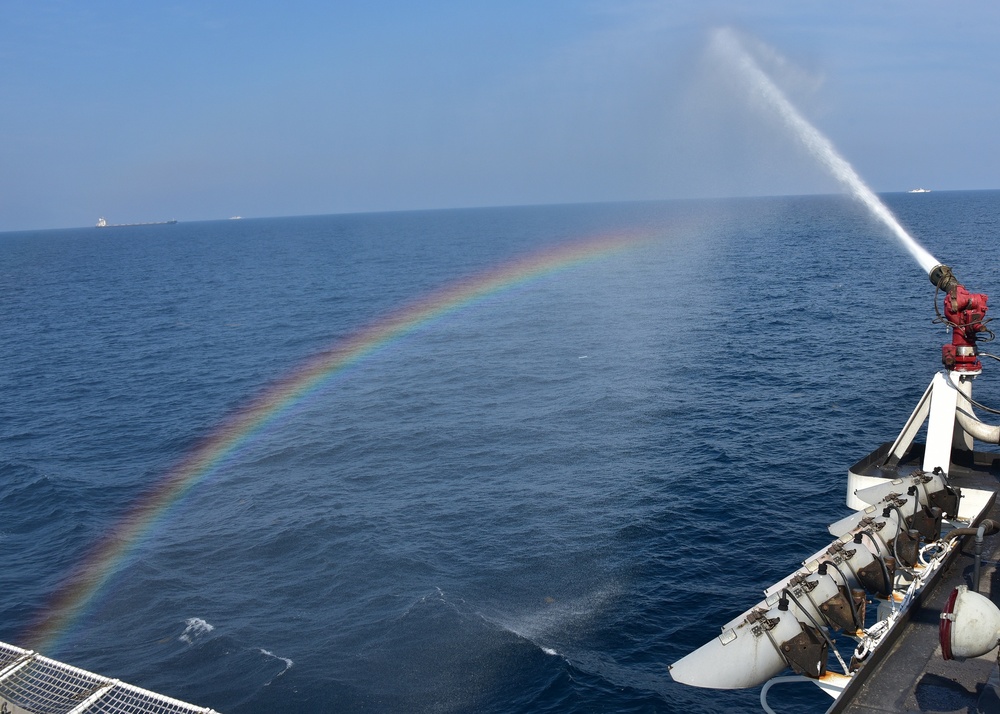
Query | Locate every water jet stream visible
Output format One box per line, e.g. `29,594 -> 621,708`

710,27 -> 940,275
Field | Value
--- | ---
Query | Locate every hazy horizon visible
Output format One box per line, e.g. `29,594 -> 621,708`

3,1 -> 999,232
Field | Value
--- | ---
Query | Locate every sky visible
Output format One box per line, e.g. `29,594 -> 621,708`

1,1 -> 999,232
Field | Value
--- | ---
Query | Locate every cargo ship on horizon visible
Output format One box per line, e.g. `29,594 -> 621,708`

96,217 -> 177,228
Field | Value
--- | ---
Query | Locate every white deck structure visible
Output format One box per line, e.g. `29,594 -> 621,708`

0,641 -> 219,714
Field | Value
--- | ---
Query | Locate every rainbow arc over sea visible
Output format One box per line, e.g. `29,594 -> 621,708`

25,227 -> 655,653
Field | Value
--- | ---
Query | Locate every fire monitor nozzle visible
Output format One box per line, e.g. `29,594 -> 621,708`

930,264 -> 959,293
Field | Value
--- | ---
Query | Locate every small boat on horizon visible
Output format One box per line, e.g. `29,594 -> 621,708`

908,188 -> 932,193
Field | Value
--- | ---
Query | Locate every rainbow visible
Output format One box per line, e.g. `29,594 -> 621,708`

25,227 -> 653,653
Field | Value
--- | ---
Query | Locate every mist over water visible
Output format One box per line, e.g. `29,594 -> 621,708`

710,27 -> 941,275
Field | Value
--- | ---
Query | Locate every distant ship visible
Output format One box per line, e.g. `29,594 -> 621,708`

908,188 -> 932,193
96,217 -> 178,227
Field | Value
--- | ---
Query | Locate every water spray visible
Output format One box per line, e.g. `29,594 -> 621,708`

672,32 -> 1000,705
710,28 -> 941,276
710,29 -> 995,373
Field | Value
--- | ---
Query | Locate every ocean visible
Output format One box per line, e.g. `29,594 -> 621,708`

2,191 -> 999,713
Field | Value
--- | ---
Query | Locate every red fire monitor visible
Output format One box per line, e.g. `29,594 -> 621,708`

930,265 -> 989,373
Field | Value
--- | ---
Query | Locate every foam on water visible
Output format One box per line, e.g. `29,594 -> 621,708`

179,617 -> 215,645
258,649 -> 294,684
710,27 -> 941,275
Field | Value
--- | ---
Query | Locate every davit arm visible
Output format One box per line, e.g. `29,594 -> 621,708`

955,407 -> 1000,444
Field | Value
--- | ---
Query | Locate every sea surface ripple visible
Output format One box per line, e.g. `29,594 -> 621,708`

2,192 -> 999,712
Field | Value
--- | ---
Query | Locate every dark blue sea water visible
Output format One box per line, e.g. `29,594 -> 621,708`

2,191 -> 1000,713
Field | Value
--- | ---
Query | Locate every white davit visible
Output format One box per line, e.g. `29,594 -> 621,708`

0,640 -> 220,714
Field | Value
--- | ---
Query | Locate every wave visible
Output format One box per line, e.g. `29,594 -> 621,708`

258,648 -> 294,685
178,617 -> 215,645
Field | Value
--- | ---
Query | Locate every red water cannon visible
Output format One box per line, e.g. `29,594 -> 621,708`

929,265 -> 989,373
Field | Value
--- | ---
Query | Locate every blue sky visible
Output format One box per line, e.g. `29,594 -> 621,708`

2,1 -> 998,231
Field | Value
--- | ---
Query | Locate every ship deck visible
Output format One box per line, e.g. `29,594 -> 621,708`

831,446 -> 1000,714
